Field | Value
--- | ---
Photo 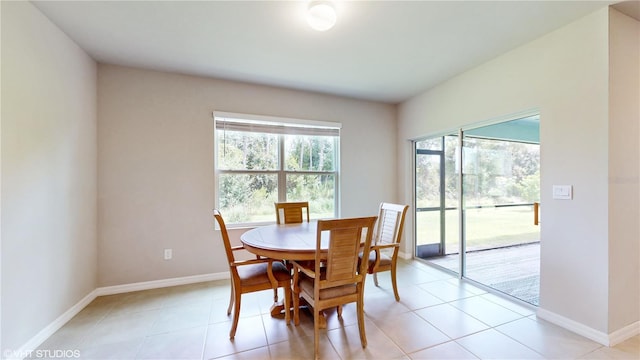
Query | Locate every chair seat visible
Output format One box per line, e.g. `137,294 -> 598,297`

237,261 -> 290,287
299,274 -> 357,300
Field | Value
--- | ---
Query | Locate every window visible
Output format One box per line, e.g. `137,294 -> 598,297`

214,112 -> 340,225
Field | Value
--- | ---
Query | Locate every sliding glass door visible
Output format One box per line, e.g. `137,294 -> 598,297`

415,115 -> 540,305
462,127 -> 541,304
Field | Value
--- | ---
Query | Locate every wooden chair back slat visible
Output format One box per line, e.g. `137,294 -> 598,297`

275,201 -> 310,224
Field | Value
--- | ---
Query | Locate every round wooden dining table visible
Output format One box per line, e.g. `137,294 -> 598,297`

240,221 -> 328,261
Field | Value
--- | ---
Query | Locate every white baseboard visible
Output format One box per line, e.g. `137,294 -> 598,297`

536,308 -> 640,346
11,272 -> 229,360
608,321 -> 640,346
9,290 -> 98,360
536,308 -> 610,345
95,272 -> 229,296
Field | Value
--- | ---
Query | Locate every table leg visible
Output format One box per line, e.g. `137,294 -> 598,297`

271,297 -> 328,329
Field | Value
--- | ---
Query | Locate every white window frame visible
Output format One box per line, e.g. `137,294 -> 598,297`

213,111 -> 341,227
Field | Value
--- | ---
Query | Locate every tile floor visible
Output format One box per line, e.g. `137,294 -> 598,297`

34,260 -> 639,359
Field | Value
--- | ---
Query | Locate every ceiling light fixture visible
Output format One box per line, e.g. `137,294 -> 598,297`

306,1 -> 337,31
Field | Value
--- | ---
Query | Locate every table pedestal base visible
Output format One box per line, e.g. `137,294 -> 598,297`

269,300 -> 327,329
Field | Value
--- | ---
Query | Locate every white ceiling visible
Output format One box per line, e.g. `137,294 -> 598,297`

33,0 -> 630,104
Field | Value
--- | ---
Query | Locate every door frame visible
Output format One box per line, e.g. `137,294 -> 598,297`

414,147 -> 446,258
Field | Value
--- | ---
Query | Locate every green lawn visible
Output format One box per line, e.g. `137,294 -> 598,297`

417,206 -> 539,253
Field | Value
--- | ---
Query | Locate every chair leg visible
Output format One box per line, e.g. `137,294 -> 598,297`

313,308 -> 320,360
273,288 -> 279,303
337,305 -> 343,319
391,263 -> 400,301
292,286 -> 300,326
283,283 -> 291,325
373,272 -> 379,287
227,283 -> 234,315
229,290 -> 242,339
357,292 -> 367,348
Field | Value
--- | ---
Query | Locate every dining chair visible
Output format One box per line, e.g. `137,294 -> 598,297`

274,201 -> 310,224
290,216 -> 378,359
275,201 -> 312,270
213,209 -> 292,339
361,202 -> 409,301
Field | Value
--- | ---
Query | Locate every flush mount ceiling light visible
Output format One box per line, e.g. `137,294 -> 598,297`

306,1 -> 337,31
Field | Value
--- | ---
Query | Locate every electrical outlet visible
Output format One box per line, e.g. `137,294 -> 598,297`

164,248 -> 172,260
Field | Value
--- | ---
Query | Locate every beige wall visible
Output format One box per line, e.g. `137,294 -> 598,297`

608,9 -> 640,332
97,64 -> 396,286
398,7 -> 637,337
1,1 -> 98,352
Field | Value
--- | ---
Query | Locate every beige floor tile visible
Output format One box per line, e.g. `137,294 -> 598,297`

202,316 -> 268,359
209,290 -> 267,332
409,340 -> 479,359
364,277 -> 402,300
236,291 -> 272,317
581,348 -> 631,360
446,278 -> 489,295
88,294 -> 125,310
456,328 -> 544,359
580,335 -> 640,359
76,297 -> 118,320
34,297 -> 126,354
77,338 -> 143,359
419,280 -> 477,302
614,335 -> 640,353
214,346 -> 272,359
210,297 -> 234,324
450,295 -> 524,327
375,311 -> 450,354
162,282 -> 218,307
327,319 -> 405,359
415,303 -> 490,340
323,304 -> 359,330
393,284 -> 446,310
150,301 -> 212,335
107,288 -> 170,316
36,314 -> 101,350
411,262 -> 457,281
479,292 -> 536,316
260,313 -> 296,345
287,308 -> 320,340
200,280 -> 234,301
280,302 -> 363,343
496,317 -> 603,359
137,326 -> 207,359
268,330 -> 340,360
363,290 -> 412,323
80,309 -> 160,348
394,267 -> 449,287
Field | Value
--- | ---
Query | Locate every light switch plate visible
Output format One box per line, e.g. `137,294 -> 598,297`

553,185 -> 572,200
